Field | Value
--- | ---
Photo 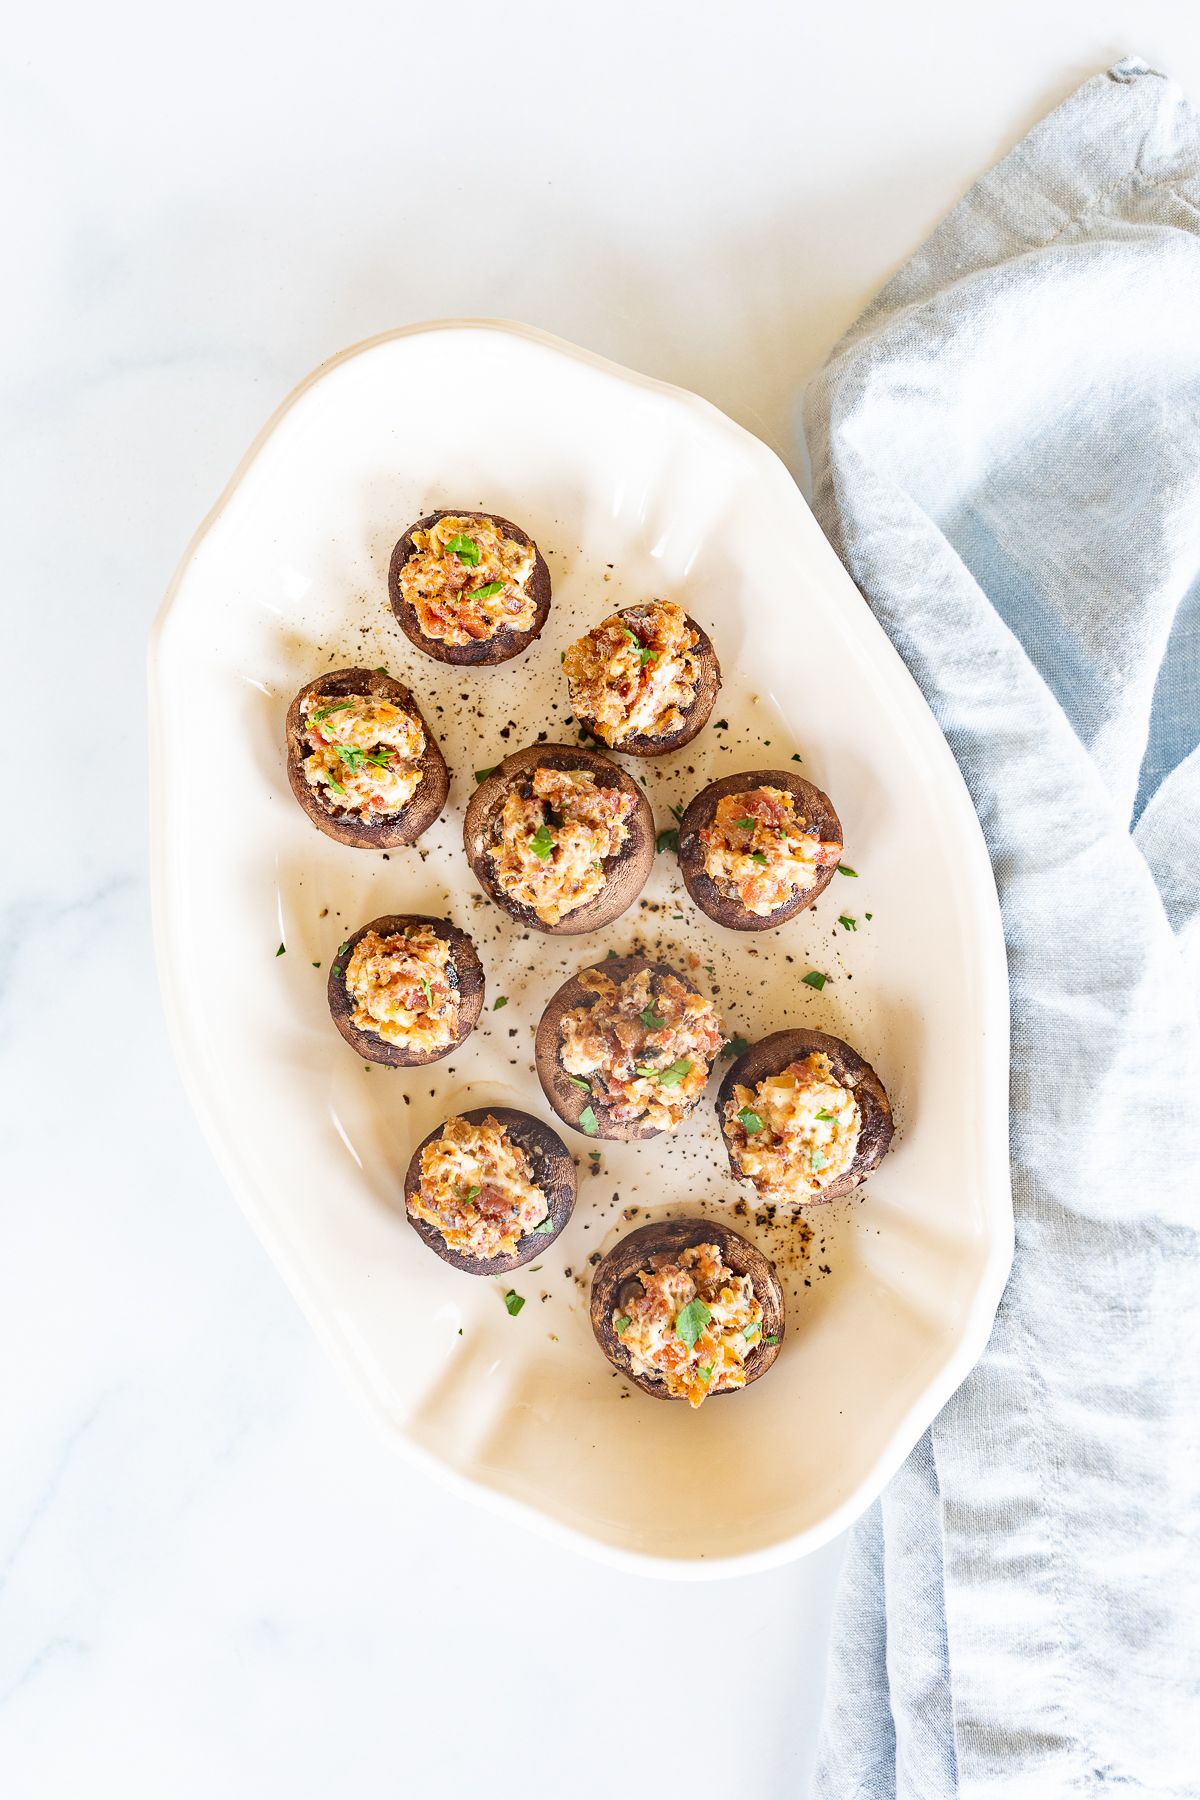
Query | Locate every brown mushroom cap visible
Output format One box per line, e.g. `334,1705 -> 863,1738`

569,608 -> 722,756
285,668 -> 450,848
677,768 -> 843,930
327,913 -> 485,1067
534,955 -> 714,1141
463,743 -> 655,935
388,510 -> 551,666
403,1106 -> 577,1275
590,1217 -> 785,1400
716,1027 -> 893,1202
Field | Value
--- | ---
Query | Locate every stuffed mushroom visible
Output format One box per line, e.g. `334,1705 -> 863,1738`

677,768 -> 843,929
388,509 -> 551,666
535,955 -> 724,1141
463,744 -> 655,934
563,600 -> 721,755
717,1028 -> 893,1204
285,667 -> 449,848
404,1107 -> 576,1275
327,914 -> 484,1067
591,1218 -> 784,1407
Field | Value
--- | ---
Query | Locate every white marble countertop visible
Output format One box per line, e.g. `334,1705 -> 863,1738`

4,6 -> 1196,1794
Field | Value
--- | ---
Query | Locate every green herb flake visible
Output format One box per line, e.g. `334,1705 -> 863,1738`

493,996 -> 508,1011
733,817 -> 755,829
698,1364 -> 713,1383
311,961 -> 321,968
504,1290 -> 525,1316
737,1106 -> 764,1134
801,970 -> 827,990
838,915 -> 858,931
656,1057 -> 693,1087
713,719 -> 729,731
638,646 -> 659,666
579,1104 -> 599,1136
815,1107 -> 836,1121
567,1075 -> 591,1092
614,1314 -> 631,1335
675,1298 -> 712,1349
722,1035 -> 750,1060
791,752 -> 803,763
533,1215 -> 555,1234
811,1150 -> 826,1171
372,665 -> 389,675
275,942 -> 286,957
530,823 -> 555,859
622,626 -> 639,645
464,1184 -> 482,1201
309,701 -> 356,724
474,766 -> 497,784
418,977 -> 434,1008
866,911 -> 873,920
469,580 -> 506,602
837,864 -> 859,878
639,1004 -> 667,1031
326,776 -> 346,795
763,1333 -> 780,1346
743,1322 -> 760,1341
445,533 -> 480,566
749,850 -> 768,866
656,827 -> 679,854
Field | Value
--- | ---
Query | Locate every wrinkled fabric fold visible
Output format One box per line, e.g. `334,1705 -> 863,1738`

804,58 -> 1200,1800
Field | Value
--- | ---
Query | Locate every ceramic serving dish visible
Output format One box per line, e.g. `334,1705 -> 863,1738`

149,320 -> 1011,1576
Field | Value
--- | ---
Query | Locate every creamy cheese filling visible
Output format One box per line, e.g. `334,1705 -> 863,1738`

343,925 -> 460,1052
617,1242 -> 764,1408
700,787 -> 840,916
558,966 -> 723,1131
399,514 -> 537,646
410,1114 -> 549,1260
491,767 -> 634,925
725,1052 -> 861,1200
563,600 -> 700,744
301,692 -> 425,819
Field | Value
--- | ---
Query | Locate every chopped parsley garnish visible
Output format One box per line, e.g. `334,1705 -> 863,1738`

372,665 -> 389,674
326,775 -> 346,794
567,1075 -> 591,1091
733,817 -> 755,829
464,1184 -> 482,1201
675,1299 -> 712,1348
614,1314 -> 631,1335
504,1290 -> 525,1316
743,1322 -> 760,1340
656,828 -> 679,854
639,1003 -> 667,1030
309,701 -> 355,724
837,864 -> 859,878
713,719 -> 729,730
815,1107 -> 836,1121
737,1106 -> 764,1133
530,823 -> 555,859
866,911 -> 873,921
275,942 -> 286,957
810,1150 -> 826,1171
579,1104 -> 599,1135
311,961 -> 321,968
763,1333 -> 780,1346
445,533 -> 480,565
697,1364 -> 713,1383
791,752 -> 803,762
670,803 -> 684,822
801,970 -> 827,990
749,850 -> 768,865
656,1058 -> 692,1087
533,1214 -> 555,1234
638,646 -> 658,666
622,626 -> 639,645
838,915 -> 857,931
722,1035 -> 749,1060
419,976 -> 434,1006
474,766 -> 497,783
468,579 -> 506,602
493,995 -> 508,1010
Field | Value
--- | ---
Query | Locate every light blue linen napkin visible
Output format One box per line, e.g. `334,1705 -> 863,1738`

802,58 -> 1200,1800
